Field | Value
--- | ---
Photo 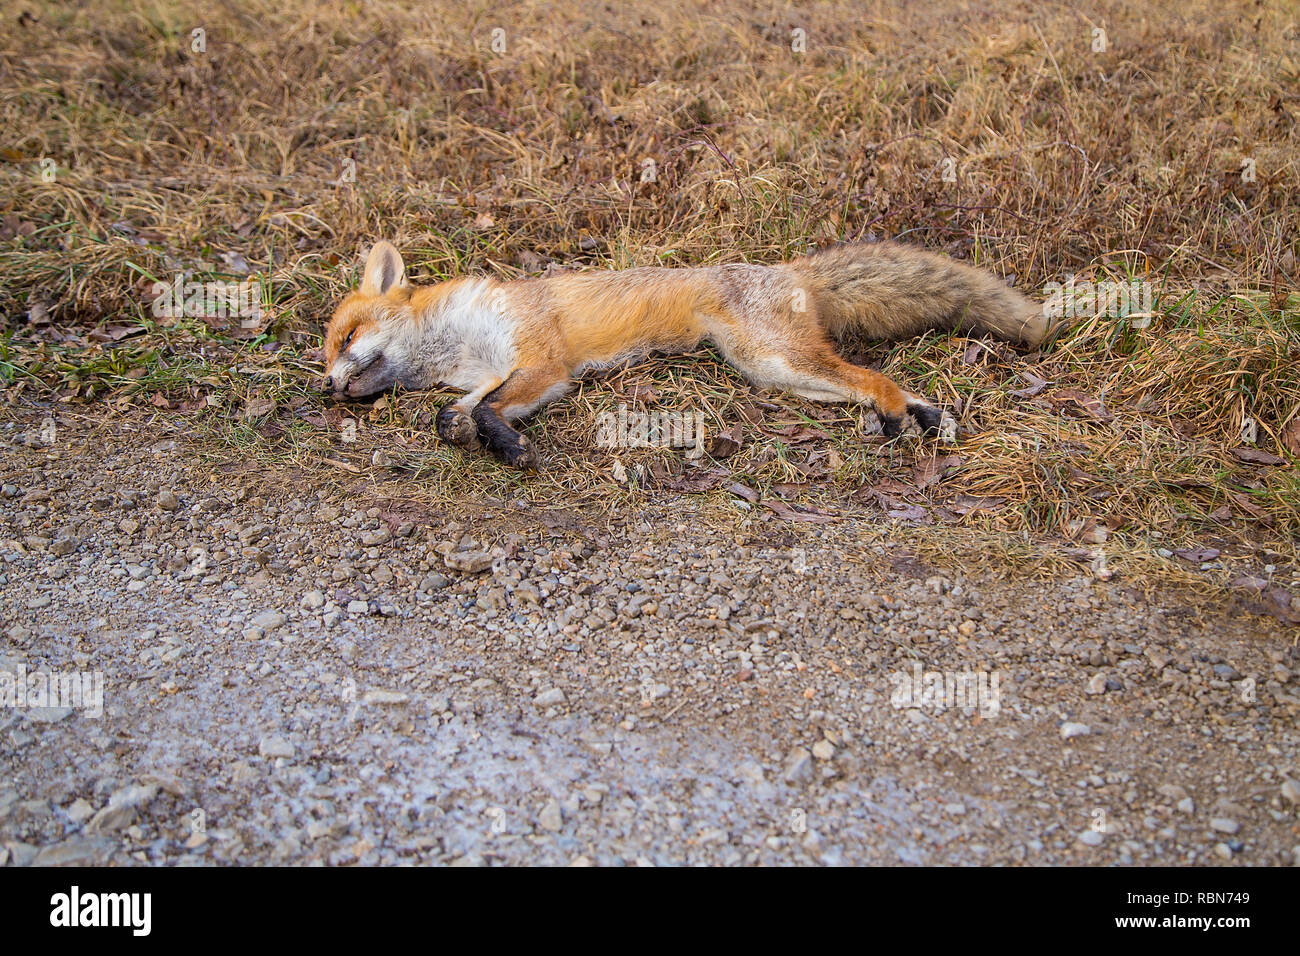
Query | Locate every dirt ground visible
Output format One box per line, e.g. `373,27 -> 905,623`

2,407 -> 1297,866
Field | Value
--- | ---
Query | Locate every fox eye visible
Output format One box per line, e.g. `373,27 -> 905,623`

343,329 -> 356,348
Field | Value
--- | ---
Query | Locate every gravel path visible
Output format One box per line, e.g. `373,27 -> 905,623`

2,409 -> 1298,866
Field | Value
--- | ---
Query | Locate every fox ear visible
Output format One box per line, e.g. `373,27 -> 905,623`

360,241 -> 406,296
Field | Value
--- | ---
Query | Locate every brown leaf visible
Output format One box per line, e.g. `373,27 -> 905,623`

707,424 -> 743,458
1227,492 -> 1266,519
943,494 -> 1005,515
1229,574 -> 1268,591
517,250 -> 547,272
1010,371 -> 1051,398
1173,547 -> 1221,563
1230,446 -> 1285,466
761,499 -> 837,523
771,481 -> 813,497
322,457 -> 361,475
727,482 -> 760,503
653,464 -> 729,492
624,383 -> 661,405
763,423 -> 829,444
1281,420 -> 1300,458
1050,388 -> 1113,421
884,502 -> 932,523
1263,587 -> 1300,624
244,397 -> 276,419
86,324 -> 144,343
913,453 -> 963,489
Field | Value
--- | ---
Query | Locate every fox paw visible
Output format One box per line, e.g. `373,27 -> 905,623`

496,435 -> 539,470
880,400 -> 949,439
905,400 -> 945,436
436,405 -> 481,450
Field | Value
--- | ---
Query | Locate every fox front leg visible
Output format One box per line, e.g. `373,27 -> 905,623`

435,377 -> 502,453
471,365 -> 573,470
471,403 -> 539,470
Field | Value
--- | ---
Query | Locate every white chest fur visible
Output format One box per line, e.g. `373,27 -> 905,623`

414,281 -> 517,390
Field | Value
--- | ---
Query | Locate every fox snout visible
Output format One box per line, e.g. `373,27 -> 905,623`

323,353 -> 397,399
323,366 -> 354,397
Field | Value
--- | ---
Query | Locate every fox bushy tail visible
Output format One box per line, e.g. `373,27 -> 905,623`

788,241 -> 1050,347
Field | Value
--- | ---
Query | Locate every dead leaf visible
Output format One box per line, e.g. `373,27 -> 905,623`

1262,587 -> 1300,624
913,453 -> 963,489
771,481 -> 813,497
625,384 -> 661,405
88,324 -> 144,343
943,494 -> 1005,515
1173,547 -> 1221,563
1281,420 -> 1300,458
26,299 -> 51,325
762,499 -> 837,523
1227,492 -> 1266,519
762,423 -> 829,444
244,397 -> 276,419
322,457 -> 361,474
885,502 -> 932,523
707,424 -> 743,458
1010,371 -> 1051,398
727,482 -> 760,503
1050,388 -> 1113,421
1229,574 -> 1268,590
1230,446 -> 1285,466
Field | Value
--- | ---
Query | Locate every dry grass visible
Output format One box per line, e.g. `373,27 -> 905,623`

1,0 -> 1298,587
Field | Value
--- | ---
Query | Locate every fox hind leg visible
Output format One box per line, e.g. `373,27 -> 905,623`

720,339 -> 943,437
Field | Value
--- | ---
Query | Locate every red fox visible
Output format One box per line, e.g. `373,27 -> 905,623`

323,241 -> 1049,468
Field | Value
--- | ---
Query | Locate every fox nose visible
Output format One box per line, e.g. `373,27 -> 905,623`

322,375 -> 335,393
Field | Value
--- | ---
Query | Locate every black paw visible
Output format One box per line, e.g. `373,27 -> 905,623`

471,403 -> 540,470
436,405 -> 481,450
879,412 -> 903,438
906,401 -> 945,436
497,435 -> 539,470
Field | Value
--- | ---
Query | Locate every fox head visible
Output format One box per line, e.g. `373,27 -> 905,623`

322,241 -> 425,399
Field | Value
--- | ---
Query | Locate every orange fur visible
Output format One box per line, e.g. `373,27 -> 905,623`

323,240 -> 1049,466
